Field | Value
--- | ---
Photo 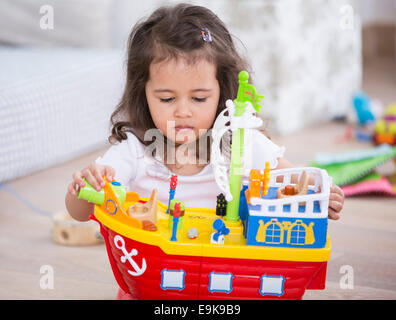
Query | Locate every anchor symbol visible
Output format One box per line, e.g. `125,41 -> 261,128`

114,235 -> 147,276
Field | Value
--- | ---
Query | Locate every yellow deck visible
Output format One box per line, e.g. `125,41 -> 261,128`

94,192 -> 331,263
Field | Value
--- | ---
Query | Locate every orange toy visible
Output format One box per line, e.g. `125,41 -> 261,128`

246,162 -> 270,204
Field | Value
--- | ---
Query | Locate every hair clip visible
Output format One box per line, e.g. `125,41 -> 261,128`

201,27 -> 212,42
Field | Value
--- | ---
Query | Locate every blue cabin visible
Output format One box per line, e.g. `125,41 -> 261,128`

240,168 -> 330,249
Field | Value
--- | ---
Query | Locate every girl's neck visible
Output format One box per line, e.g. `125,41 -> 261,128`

166,162 -> 206,176
164,140 -> 208,176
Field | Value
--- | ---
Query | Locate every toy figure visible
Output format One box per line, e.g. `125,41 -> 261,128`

215,193 -> 227,216
168,199 -> 185,230
187,227 -> 198,239
170,202 -> 181,242
374,103 -> 396,145
210,218 -> 230,245
167,175 -> 178,214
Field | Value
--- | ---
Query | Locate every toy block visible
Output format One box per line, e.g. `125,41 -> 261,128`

53,211 -> 103,246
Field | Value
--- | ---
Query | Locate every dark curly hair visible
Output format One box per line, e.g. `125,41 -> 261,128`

109,3 -> 251,146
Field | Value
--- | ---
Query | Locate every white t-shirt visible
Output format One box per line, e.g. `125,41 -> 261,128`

95,131 -> 284,209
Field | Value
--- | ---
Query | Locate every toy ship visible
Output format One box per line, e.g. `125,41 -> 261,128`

82,71 -> 332,300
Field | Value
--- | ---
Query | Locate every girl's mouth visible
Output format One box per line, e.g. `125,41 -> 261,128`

175,126 -> 194,132
174,126 -> 195,143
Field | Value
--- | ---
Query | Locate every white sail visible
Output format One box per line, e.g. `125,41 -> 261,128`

211,103 -> 233,201
211,99 -> 264,201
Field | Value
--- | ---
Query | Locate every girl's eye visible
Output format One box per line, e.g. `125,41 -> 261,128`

160,97 -> 174,103
193,97 -> 207,102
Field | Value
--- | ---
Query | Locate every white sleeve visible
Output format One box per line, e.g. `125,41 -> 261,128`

95,133 -> 141,187
245,129 -> 285,171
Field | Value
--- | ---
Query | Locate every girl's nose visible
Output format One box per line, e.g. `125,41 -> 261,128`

174,101 -> 192,118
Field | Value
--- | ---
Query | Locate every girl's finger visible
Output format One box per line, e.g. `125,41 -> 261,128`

67,183 -> 77,196
329,199 -> 343,212
330,192 -> 344,204
82,169 -> 102,191
92,167 -> 106,188
72,171 -> 85,188
328,208 -> 340,220
331,184 -> 345,197
104,166 -> 115,182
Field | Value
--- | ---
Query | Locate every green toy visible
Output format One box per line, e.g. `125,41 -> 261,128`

78,178 -> 126,205
311,146 -> 396,186
168,199 -> 185,230
226,71 -> 264,222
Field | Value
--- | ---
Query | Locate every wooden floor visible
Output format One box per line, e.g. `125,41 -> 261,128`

1,57 -> 395,300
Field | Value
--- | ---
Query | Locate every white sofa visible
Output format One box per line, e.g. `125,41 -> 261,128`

0,0 -> 129,182
0,47 -> 124,182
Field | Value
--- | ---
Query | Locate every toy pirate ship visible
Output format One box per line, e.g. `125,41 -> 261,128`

82,71 -> 332,299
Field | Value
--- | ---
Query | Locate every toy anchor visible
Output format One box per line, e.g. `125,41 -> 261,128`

114,235 -> 147,276
210,219 -> 230,245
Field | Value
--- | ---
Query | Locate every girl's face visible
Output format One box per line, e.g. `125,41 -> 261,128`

145,57 -> 220,145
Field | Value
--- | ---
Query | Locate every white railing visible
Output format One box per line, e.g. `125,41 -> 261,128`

249,167 -> 331,219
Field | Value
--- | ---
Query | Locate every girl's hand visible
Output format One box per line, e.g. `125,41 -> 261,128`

67,163 -> 115,197
328,184 -> 344,220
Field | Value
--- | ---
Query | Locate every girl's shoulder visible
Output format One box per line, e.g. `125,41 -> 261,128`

114,132 -> 145,158
250,129 -> 285,169
96,132 -> 146,185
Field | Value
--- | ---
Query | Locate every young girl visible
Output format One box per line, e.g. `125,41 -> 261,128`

66,3 -> 343,224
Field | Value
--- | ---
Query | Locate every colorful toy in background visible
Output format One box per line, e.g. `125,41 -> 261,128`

341,172 -> 396,197
79,71 -> 332,300
341,91 -> 396,146
336,92 -> 374,143
341,91 -> 376,143
331,92 -> 396,194
373,103 -> 396,146
353,92 -> 375,126
312,144 -> 396,196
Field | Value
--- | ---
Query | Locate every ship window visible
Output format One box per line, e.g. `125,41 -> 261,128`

208,272 -> 233,293
289,224 -> 306,245
260,275 -> 285,296
265,223 -> 282,244
160,269 -> 185,291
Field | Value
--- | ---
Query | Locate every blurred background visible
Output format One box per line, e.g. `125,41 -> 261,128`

0,0 -> 395,300
0,0 -> 394,182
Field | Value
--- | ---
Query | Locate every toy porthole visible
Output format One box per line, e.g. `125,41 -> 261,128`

106,199 -> 117,215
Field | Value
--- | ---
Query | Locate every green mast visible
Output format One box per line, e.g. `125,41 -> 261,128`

225,71 -> 264,222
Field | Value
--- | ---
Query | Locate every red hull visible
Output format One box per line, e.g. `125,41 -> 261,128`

95,217 -> 327,300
